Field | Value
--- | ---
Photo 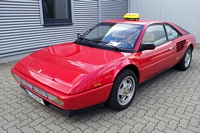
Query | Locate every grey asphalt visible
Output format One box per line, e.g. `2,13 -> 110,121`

0,46 -> 200,133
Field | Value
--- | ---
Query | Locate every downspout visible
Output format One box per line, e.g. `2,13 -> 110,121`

98,0 -> 101,23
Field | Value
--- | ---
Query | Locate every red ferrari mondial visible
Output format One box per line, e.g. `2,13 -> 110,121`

11,13 -> 196,116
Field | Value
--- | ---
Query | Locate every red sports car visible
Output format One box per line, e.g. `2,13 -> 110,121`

11,13 -> 196,116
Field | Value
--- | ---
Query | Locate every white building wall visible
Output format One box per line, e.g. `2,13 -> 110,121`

129,0 -> 200,43
0,0 -> 98,63
101,0 -> 128,21
0,0 -> 128,63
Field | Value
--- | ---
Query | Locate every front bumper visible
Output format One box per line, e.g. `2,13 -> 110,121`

47,101 -> 105,116
20,85 -> 105,116
11,68 -> 113,111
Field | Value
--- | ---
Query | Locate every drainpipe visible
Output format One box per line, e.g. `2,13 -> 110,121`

98,0 -> 101,23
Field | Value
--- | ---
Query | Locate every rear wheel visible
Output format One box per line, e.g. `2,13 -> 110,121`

106,69 -> 137,111
176,46 -> 192,71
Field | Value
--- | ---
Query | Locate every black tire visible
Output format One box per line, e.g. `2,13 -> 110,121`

176,46 -> 192,71
106,69 -> 137,111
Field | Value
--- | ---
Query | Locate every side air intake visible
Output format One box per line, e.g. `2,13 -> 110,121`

176,40 -> 186,52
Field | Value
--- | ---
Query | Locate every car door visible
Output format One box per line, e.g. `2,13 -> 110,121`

138,24 -> 176,82
164,24 -> 186,66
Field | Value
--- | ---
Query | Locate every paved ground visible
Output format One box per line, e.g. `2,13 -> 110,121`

0,47 -> 200,133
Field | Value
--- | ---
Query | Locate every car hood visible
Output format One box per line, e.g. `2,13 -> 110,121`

17,42 -> 129,94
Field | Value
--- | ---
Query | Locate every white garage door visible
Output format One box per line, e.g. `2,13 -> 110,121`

129,0 -> 200,43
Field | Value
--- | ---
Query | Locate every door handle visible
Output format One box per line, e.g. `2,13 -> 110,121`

168,47 -> 173,51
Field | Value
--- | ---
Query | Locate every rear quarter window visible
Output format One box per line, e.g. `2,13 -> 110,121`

174,24 -> 190,34
164,24 -> 181,41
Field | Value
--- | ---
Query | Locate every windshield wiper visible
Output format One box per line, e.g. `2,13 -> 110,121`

106,45 -> 121,52
78,37 -> 95,45
79,38 -> 108,46
92,39 -> 104,43
76,36 -> 121,51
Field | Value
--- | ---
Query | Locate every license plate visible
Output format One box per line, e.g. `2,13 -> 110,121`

24,89 -> 45,105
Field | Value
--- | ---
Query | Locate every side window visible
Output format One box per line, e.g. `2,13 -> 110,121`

142,24 -> 167,46
165,24 -> 180,41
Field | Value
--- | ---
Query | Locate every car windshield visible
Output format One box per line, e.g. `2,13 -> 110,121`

76,22 -> 143,51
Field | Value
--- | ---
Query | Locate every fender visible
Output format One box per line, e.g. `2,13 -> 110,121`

111,54 -> 140,83
185,34 -> 196,50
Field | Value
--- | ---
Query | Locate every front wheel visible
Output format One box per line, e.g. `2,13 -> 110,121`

106,69 -> 137,111
176,46 -> 192,71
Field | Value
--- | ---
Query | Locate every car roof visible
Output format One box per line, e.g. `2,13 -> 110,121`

103,19 -> 168,25
103,19 -> 187,36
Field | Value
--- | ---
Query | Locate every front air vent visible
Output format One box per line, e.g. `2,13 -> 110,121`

19,77 -> 47,98
176,40 -> 186,52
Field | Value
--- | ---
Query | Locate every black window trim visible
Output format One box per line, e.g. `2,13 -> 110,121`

74,22 -> 144,53
141,22 -> 185,48
174,24 -> 190,34
164,23 -> 182,41
142,23 -> 168,47
41,0 -> 73,26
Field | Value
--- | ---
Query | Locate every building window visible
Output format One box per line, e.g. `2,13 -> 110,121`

42,0 -> 72,26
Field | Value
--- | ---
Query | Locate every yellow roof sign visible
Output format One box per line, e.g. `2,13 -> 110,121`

124,13 -> 140,20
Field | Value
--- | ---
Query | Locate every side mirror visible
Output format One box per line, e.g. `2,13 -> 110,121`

139,42 -> 155,51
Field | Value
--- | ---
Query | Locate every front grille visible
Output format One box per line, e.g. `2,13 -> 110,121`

176,40 -> 186,52
19,77 -> 47,98
32,86 -> 48,97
